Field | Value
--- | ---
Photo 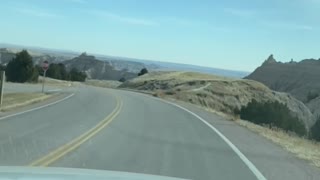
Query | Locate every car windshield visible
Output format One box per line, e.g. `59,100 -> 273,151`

0,0 -> 320,180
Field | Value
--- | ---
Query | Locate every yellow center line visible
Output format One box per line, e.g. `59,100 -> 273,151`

29,95 -> 123,167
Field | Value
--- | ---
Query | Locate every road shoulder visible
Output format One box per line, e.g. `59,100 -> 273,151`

168,98 -> 320,180
0,93 -> 74,120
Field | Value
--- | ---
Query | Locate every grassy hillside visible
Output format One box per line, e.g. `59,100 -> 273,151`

119,71 -> 314,132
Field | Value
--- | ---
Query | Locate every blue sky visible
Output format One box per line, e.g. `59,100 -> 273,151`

0,0 -> 319,71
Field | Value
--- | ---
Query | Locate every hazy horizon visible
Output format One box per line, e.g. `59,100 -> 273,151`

1,0 -> 319,71
0,42 -> 251,73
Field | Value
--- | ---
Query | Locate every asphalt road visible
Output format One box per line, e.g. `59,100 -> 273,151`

0,84 -> 319,180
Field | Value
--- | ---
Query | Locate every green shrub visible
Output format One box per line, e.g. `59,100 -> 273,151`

188,81 -> 196,86
164,90 -> 175,95
138,68 -> 148,76
0,64 -> 6,71
46,63 -> 69,80
44,63 -> 86,82
307,91 -> 319,102
119,77 -> 126,82
69,68 -> 86,82
233,107 -> 241,115
239,99 -> 306,136
311,117 -> 320,141
30,67 -> 39,82
196,93 -> 207,98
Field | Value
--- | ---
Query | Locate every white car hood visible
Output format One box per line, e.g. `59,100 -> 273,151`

0,166 -> 188,180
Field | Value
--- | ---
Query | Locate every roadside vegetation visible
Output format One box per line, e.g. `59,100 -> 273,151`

4,50 -> 87,83
238,119 -> 320,168
5,50 -> 39,83
119,77 -> 126,82
311,117 -> 320,141
116,68 -> 148,84
68,68 -> 87,82
38,63 -> 86,82
237,99 -> 307,136
1,93 -> 53,111
138,68 -> 148,76
238,99 -> 320,143
306,90 -> 319,103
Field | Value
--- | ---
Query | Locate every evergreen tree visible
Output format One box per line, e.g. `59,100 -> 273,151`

6,50 -> 38,82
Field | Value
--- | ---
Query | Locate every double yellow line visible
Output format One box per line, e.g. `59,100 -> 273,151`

29,96 -> 123,166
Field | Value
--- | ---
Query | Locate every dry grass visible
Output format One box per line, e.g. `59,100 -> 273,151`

84,79 -> 122,88
236,119 -> 320,167
131,71 -> 234,83
1,93 -> 53,111
122,70 -> 313,128
167,96 -> 237,120
37,76 -> 76,87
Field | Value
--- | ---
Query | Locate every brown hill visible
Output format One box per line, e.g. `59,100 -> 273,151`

120,71 -> 315,130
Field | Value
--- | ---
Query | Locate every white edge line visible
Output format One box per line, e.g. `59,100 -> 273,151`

151,96 -> 267,180
0,93 -> 75,120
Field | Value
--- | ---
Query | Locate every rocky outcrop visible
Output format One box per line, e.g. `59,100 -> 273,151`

263,54 -> 277,64
246,55 -> 320,127
245,55 -> 320,103
63,53 -> 137,80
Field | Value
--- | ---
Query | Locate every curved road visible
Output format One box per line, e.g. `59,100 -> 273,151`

0,84 -> 319,180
